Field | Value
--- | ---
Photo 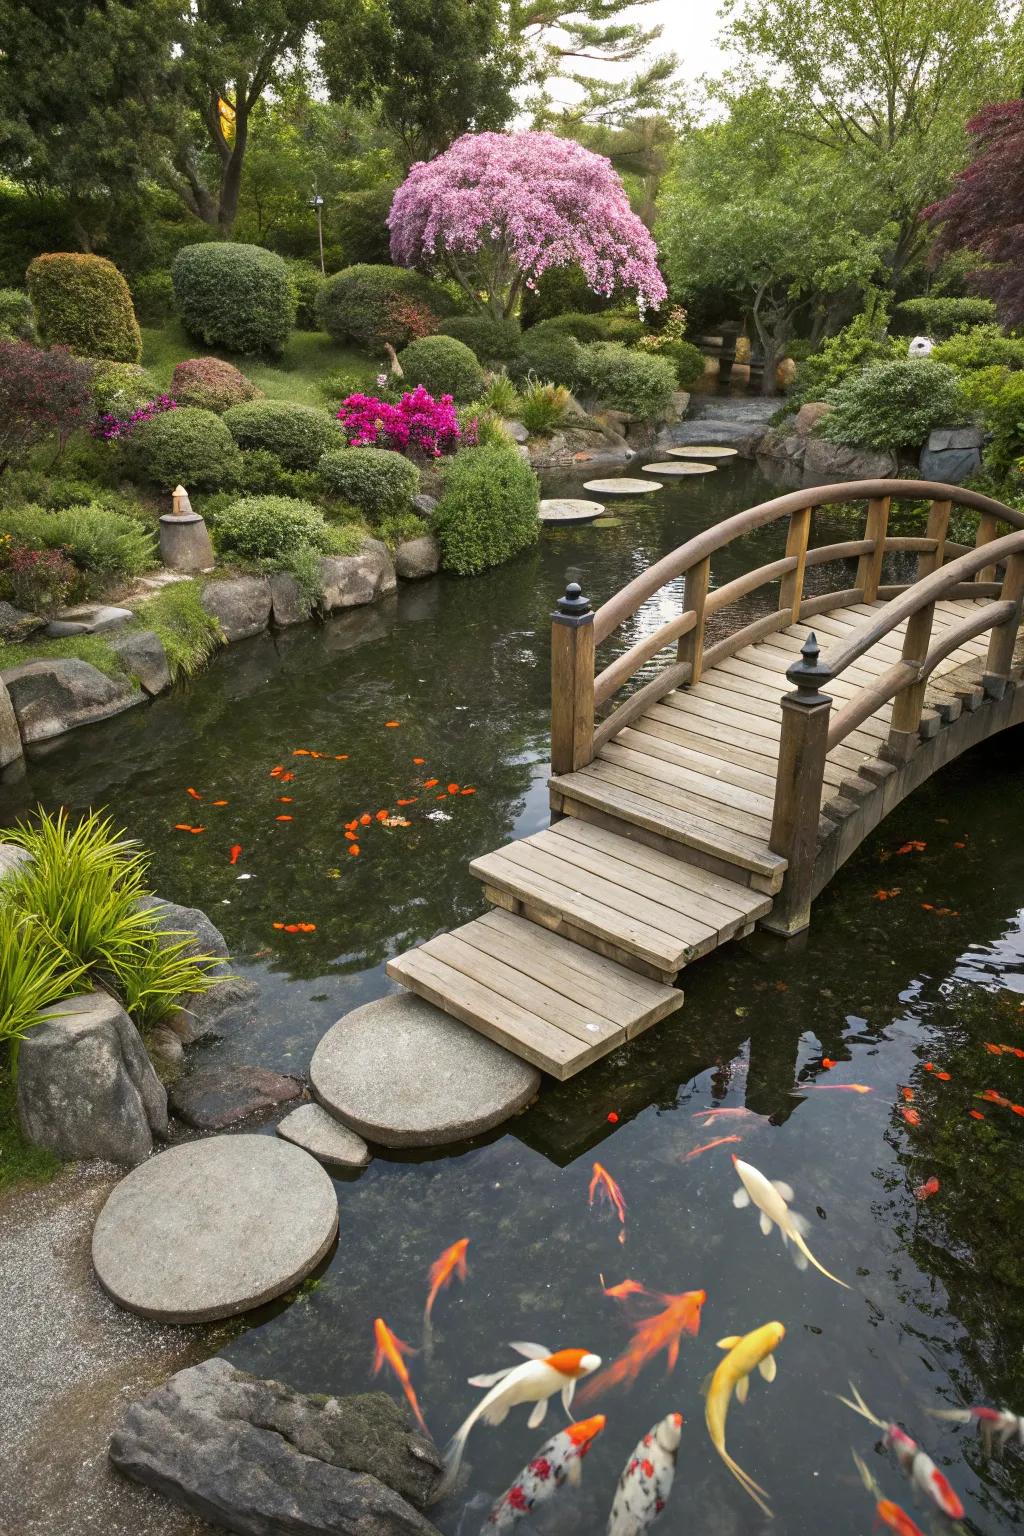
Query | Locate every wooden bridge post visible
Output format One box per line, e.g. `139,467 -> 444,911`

778,505 -> 813,622
983,551 -> 1024,698
887,498 -> 950,759
678,555 -> 711,686
765,633 -> 833,936
975,511 -> 1002,585
551,582 -> 595,776
855,495 -> 891,602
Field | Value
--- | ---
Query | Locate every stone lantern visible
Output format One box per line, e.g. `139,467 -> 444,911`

159,485 -> 215,572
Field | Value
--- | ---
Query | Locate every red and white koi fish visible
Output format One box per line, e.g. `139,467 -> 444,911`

481,1415 -> 606,1532
606,1412 -> 683,1535
838,1383 -> 964,1520
930,1403 -> 1024,1457
442,1343 -> 601,1493
731,1155 -> 849,1288
704,1322 -> 785,1517
853,1451 -> 927,1536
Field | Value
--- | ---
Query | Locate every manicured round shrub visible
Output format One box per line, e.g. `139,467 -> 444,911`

933,324 -> 1024,373
0,287 -> 37,342
335,185 -> 397,266
213,495 -> 336,563
396,334 -> 484,402
821,359 -> 968,451
287,259 -> 326,329
26,253 -> 141,362
172,243 -> 296,354
121,406 -> 242,492
433,442 -> 539,575
130,271 -> 175,326
511,329 -> 583,389
171,357 -> 262,413
576,341 -> 677,418
893,296 -> 998,337
438,314 -> 523,362
90,360 -> 160,417
222,400 -> 341,469
315,263 -> 452,349
318,446 -> 420,521
529,312 -> 612,343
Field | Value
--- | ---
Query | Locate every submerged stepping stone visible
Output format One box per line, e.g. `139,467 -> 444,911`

538,498 -> 605,525
641,460 -> 717,476
668,445 -> 739,459
168,1065 -> 304,1129
310,992 -> 541,1148
92,1136 -> 338,1323
583,477 -> 662,496
276,1102 -> 371,1169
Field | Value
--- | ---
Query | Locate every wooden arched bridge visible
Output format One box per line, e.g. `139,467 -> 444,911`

389,480 -> 1024,1078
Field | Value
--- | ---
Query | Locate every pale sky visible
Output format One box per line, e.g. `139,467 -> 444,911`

649,0 -> 735,87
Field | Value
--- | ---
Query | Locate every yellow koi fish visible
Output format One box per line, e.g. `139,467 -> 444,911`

704,1321 -> 785,1518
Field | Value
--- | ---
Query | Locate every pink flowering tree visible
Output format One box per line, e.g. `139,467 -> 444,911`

388,131 -> 667,319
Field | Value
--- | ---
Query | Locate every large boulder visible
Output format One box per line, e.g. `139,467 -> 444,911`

919,426 -> 984,486
0,842 -> 31,885
803,436 -> 898,484
109,1358 -> 443,1536
17,989 -> 168,1165
201,575 -> 272,641
757,429 -> 806,470
140,894 -> 257,1041
393,536 -> 439,581
45,603 -> 134,637
793,401 -> 832,436
108,628 -> 172,696
269,572 -> 310,628
0,657 -> 142,742
0,676 -> 22,766
320,540 -> 396,612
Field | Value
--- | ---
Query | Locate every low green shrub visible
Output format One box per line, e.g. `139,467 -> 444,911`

639,337 -> 704,388
481,371 -> 522,417
0,503 -> 156,585
0,287 -> 36,342
27,253 -> 141,362
821,359 -> 968,451
122,406 -> 242,492
519,263 -> 619,324
287,259 -> 326,329
171,357 -> 262,413
791,314 -> 900,405
317,365 -> 379,404
959,366 -> 1024,476
433,442 -> 539,575
131,271 -> 175,326
438,314 -> 523,362
315,263 -> 453,349
576,341 -> 677,418
133,579 -> 224,679
893,296 -> 998,337
376,510 -> 429,549
90,360 -> 160,417
223,400 -> 340,470
511,330 -> 583,390
212,495 -> 337,564
933,325 -> 1024,373
236,450 -> 321,499
529,312 -> 611,344
458,405 -> 512,447
318,447 -> 419,520
172,243 -> 296,354
518,381 -> 571,435
397,334 -> 484,402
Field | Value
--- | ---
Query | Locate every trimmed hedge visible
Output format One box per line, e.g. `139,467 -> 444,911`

511,329 -> 583,390
26,253 -> 141,362
223,400 -> 341,469
438,314 -> 523,362
821,359 -> 968,451
172,243 -> 296,354
0,287 -> 37,342
576,342 -> 677,418
121,406 -> 242,491
287,259 -> 326,330
171,358 -> 262,413
213,496 -> 336,563
433,442 -> 539,575
893,296 -> 998,337
316,263 -> 453,349
396,334 -> 484,402
90,361 -> 160,417
318,447 -> 420,521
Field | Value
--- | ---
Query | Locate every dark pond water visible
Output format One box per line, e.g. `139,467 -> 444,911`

4,456 -> 1024,1536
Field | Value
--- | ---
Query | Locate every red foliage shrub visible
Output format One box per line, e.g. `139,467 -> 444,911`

170,357 -> 263,413
0,341 -> 94,471
1,543 -> 78,614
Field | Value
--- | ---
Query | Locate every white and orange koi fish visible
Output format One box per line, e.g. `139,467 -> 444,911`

442,1343 -> 601,1493
930,1403 -> 1024,1457
730,1155 -> 849,1289
839,1383 -> 964,1520
704,1321 -> 785,1518
606,1412 -> 683,1535
481,1414 -> 606,1532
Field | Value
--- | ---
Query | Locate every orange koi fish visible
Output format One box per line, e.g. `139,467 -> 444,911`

186,787 -> 202,801
275,814 -> 293,822
372,1318 -> 428,1436
901,1108 -> 921,1127
853,1451 -> 927,1536
461,787 -> 476,795
413,757 -> 425,765
821,1057 -> 838,1069
806,1083 -> 872,1094
348,844 -> 360,856
212,799 -> 228,807
841,1389 -> 963,1521
901,1087 -> 915,1103
914,1176 -> 940,1202
684,1135 -> 742,1161
589,1162 -> 626,1242
969,1110 -> 985,1120
578,1287 -> 705,1402
980,1088 -> 1011,1107
173,824 -> 205,834
897,841 -> 926,855
425,1238 -> 469,1325
229,844 -> 242,866
601,1276 -> 646,1301
385,720 -> 400,727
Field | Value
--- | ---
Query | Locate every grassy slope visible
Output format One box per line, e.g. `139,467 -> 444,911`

141,323 -> 377,407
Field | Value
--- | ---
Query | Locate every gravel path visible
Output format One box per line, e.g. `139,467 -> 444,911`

0,1163 -> 227,1536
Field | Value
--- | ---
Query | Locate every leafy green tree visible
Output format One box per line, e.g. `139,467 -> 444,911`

319,0 -> 523,167
719,0 -> 1024,282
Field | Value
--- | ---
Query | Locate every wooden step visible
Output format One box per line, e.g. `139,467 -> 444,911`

386,908 -> 683,1079
469,819 -> 772,978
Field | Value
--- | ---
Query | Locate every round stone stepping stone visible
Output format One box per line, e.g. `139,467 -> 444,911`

583,477 -> 662,495
641,460 -> 717,476
276,1102 -> 371,1169
592,516 -> 624,528
310,993 -> 541,1148
668,445 -> 739,459
538,498 -> 605,525
92,1136 -> 338,1323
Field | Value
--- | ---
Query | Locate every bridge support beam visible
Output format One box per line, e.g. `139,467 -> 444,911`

550,583 -> 595,778
763,634 -> 833,937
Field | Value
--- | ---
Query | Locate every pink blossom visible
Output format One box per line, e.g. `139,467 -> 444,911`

388,131 -> 667,316
336,385 -> 462,457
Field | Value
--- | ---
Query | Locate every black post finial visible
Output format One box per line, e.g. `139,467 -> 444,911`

554,581 -> 592,624
785,631 -> 832,706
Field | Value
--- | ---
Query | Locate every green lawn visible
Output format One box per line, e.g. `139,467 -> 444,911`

141,323 -> 378,408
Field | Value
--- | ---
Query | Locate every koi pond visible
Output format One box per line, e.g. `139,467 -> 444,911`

4,456 -> 1024,1534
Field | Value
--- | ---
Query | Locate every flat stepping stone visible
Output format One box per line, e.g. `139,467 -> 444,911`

668,445 -> 739,459
276,1102 -> 370,1169
640,461 -> 717,476
583,477 -> 662,495
310,992 -> 540,1147
92,1136 -> 338,1322
46,604 -> 134,637
169,1065 -> 304,1129
538,498 -> 605,525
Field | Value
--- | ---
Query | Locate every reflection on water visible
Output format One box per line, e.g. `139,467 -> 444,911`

2,458 -> 1024,1533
